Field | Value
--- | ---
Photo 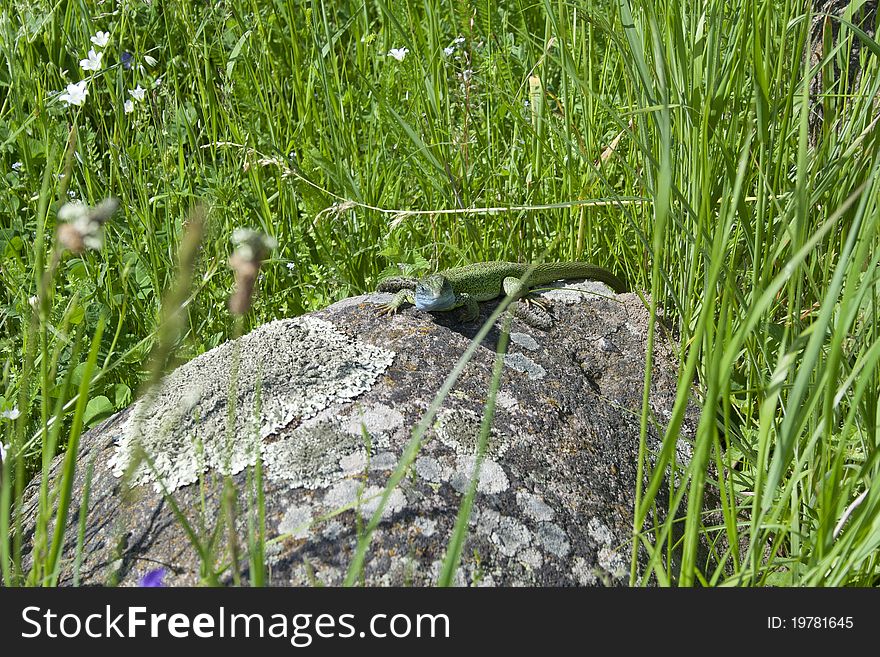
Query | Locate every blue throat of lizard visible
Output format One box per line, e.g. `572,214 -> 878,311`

414,274 -> 456,311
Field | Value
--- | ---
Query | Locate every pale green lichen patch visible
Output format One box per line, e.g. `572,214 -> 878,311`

450,455 -> 509,494
261,423 -> 364,488
587,517 -> 627,578
277,505 -> 314,539
503,353 -> 546,380
298,476 -> 407,527
571,556 -> 599,586
519,547 -> 544,570
339,450 -> 368,475
322,520 -> 345,540
322,479 -> 362,510
342,403 -> 405,436
358,485 -> 406,521
436,408 -> 508,458
541,279 -> 616,304
535,522 -> 570,557
508,332 -> 539,351
491,515 -> 531,557
414,456 -> 443,483
109,317 -> 395,492
368,451 -> 400,471
516,491 -> 555,522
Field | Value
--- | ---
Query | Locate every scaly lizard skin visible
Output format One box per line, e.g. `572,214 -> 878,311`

376,261 -> 627,329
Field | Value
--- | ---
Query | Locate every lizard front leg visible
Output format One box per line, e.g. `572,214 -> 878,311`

454,293 -> 481,322
377,288 -> 415,316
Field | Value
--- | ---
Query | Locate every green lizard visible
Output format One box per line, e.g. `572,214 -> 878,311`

376,261 -> 627,329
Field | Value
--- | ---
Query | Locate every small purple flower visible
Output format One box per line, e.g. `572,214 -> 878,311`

138,567 -> 167,587
121,51 -> 132,70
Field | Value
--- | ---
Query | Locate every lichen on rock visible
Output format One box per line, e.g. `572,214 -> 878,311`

109,317 -> 395,492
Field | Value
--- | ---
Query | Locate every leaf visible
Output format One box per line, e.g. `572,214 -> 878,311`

114,384 -> 132,408
0,228 -> 22,257
70,362 -> 88,386
65,259 -> 89,281
226,30 -> 252,78
67,304 -> 85,325
83,396 -> 114,428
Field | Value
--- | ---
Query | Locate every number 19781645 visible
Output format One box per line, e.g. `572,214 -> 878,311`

768,617 -> 853,630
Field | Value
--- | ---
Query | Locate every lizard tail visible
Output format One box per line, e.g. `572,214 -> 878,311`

529,262 -> 628,293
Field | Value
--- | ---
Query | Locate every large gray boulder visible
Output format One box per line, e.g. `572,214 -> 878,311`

20,279 -> 695,586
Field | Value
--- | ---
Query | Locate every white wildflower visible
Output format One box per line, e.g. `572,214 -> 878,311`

129,85 -> 146,102
143,54 -> 158,67
443,46 -> 454,57
124,99 -> 134,114
59,81 -> 88,106
79,49 -> 103,71
91,31 -> 110,48
387,47 -> 408,62
1,408 -> 20,420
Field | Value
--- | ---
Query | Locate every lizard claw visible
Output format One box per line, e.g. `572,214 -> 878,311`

376,303 -> 399,318
521,294 -> 550,312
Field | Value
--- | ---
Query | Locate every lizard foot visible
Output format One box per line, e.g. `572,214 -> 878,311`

520,294 -> 550,312
376,303 -> 400,318
511,300 -> 554,330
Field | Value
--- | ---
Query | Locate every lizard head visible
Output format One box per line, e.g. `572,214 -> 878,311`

414,273 -> 456,311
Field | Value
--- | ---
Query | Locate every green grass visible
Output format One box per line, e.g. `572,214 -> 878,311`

1,0 -> 879,586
